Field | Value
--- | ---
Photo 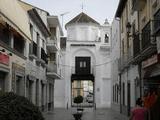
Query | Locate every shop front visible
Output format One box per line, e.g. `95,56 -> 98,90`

142,53 -> 160,95
142,53 -> 160,120
0,52 -> 10,92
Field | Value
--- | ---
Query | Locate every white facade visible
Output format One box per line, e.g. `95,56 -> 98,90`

54,13 -> 111,108
111,19 -> 120,112
25,8 -> 49,111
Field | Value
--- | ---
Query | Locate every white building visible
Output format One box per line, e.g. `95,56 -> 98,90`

111,19 -> 120,112
19,1 -> 63,111
54,12 -> 111,108
19,2 -> 50,111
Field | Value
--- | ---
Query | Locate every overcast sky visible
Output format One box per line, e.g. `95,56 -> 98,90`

23,0 -> 119,33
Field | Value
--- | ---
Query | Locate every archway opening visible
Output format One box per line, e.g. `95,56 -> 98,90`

71,80 -> 94,107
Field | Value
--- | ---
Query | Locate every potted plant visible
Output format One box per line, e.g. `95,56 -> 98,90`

73,95 -> 83,120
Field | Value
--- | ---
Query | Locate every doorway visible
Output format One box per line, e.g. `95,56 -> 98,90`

71,80 -> 94,107
0,71 -> 7,92
127,82 -> 131,116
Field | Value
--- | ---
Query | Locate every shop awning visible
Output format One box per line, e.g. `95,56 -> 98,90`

0,0 -> 31,41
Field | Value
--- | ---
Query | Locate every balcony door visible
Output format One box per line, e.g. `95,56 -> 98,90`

75,57 -> 91,75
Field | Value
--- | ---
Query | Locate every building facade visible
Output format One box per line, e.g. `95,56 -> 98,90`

47,15 -> 64,110
54,12 -> 111,108
0,0 -> 31,96
114,0 -> 160,116
111,18 -> 120,112
0,0 -> 64,112
115,0 -> 140,116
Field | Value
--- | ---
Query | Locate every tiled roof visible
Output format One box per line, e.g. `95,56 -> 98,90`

66,12 -> 100,26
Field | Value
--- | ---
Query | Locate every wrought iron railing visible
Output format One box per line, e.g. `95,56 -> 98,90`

141,21 -> 151,50
71,67 -> 95,75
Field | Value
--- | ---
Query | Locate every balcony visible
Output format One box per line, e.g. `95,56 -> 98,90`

141,21 -> 157,59
29,42 -> 37,59
46,61 -> 61,79
131,33 -> 142,64
46,37 -> 58,52
132,0 -> 146,11
41,48 -> 48,65
71,67 -> 95,81
71,67 -> 95,75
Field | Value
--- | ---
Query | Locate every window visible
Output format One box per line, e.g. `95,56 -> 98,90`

77,81 -> 81,88
80,61 -> 86,68
104,34 -> 109,43
30,24 -> 33,39
13,34 -> 25,55
42,39 -> 45,49
50,53 -> 56,61
50,27 -> 56,39
0,24 -> 10,46
36,32 -> 40,45
77,89 -> 81,96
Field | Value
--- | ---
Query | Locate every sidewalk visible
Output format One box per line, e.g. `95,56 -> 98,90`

43,108 -> 129,120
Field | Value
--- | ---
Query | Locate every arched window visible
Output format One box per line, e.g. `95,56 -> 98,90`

104,34 -> 109,43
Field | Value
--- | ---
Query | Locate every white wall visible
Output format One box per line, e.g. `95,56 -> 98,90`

54,21 -> 111,108
67,23 -> 100,41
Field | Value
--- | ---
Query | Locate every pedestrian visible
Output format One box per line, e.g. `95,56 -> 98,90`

129,98 -> 148,120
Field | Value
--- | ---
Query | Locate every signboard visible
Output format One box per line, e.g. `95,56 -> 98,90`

142,54 -> 160,68
0,53 -> 9,65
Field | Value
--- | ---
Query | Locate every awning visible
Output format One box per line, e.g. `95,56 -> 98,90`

71,74 -> 94,81
0,0 -> 31,41
143,64 -> 160,79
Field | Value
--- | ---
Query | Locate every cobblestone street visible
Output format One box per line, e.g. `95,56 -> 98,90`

43,108 -> 128,120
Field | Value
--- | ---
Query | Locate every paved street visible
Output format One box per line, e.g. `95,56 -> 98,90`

43,108 -> 128,120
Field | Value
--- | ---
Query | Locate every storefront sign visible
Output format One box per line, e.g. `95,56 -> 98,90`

0,53 -> 9,65
142,54 -> 160,68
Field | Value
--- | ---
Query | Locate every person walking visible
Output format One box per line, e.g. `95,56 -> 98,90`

130,98 -> 148,120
